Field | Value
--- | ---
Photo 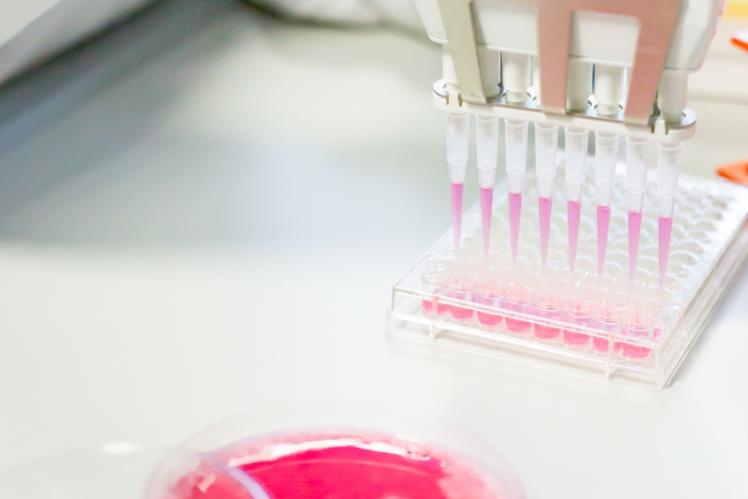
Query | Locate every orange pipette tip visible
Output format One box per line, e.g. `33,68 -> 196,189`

717,161 -> 748,186
731,31 -> 748,52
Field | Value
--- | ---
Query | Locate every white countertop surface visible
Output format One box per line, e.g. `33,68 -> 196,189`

0,1 -> 746,498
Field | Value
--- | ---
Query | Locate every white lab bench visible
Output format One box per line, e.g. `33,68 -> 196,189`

0,1 -> 746,498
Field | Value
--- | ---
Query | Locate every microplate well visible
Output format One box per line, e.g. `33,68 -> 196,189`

388,172 -> 748,389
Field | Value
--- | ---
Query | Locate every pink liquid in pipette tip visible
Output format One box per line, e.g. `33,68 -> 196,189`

480,187 -> 493,257
450,182 -> 464,248
538,196 -> 552,265
596,205 -> 611,275
627,210 -> 642,280
508,192 -> 522,261
658,215 -> 673,287
567,200 -> 581,271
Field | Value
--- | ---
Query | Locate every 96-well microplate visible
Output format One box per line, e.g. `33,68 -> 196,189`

388,172 -> 748,389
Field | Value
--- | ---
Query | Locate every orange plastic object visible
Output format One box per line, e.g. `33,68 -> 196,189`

717,161 -> 748,186
732,30 -> 748,51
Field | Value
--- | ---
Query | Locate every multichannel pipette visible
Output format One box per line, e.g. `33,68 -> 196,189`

398,0 -> 739,389
422,0 -> 720,285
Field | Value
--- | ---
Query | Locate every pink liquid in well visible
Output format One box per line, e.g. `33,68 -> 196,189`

562,304 -> 590,346
167,432 -> 506,499
627,210 -> 642,280
421,299 -> 448,316
538,197 -> 552,265
619,324 -> 652,359
567,200 -> 581,271
621,343 -> 651,359
504,301 -> 531,333
451,182 -> 464,248
474,294 -> 503,327
534,318 -> 561,340
592,318 -> 616,352
480,187 -> 494,257
449,304 -> 474,320
508,192 -> 522,260
658,215 -> 673,287
592,335 -> 611,352
596,205 -> 611,275
563,330 -> 590,346
477,311 -> 503,327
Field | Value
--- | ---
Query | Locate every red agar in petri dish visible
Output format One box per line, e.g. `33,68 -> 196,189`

163,432 -> 508,499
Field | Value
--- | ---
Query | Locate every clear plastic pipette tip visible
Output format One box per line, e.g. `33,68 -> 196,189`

450,182 -> 464,248
658,215 -> 673,287
446,113 -> 469,249
628,210 -> 642,281
480,187 -> 493,257
508,191 -> 522,261
505,119 -> 528,261
534,123 -> 558,266
594,132 -> 619,275
475,115 -> 499,258
657,142 -> 681,287
625,136 -> 649,281
564,127 -> 588,272
567,199 -> 581,271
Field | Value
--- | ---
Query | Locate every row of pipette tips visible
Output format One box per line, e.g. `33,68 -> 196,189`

446,113 -> 679,288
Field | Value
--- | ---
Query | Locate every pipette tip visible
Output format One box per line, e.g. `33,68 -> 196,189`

628,210 -> 642,281
567,200 -> 581,271
596,204 -> 611,276
508,192 -> 522,261
451,182 -> 464,248
480,187 -> 493,257
538,196 -> 552,265
658,215 -> 673,287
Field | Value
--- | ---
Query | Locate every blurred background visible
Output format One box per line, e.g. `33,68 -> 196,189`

0,1 -> 746,498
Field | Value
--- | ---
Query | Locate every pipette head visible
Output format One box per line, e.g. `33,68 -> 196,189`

502,53 -> 531,103
658,70 -> 688,124
594,65 -> 624,116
